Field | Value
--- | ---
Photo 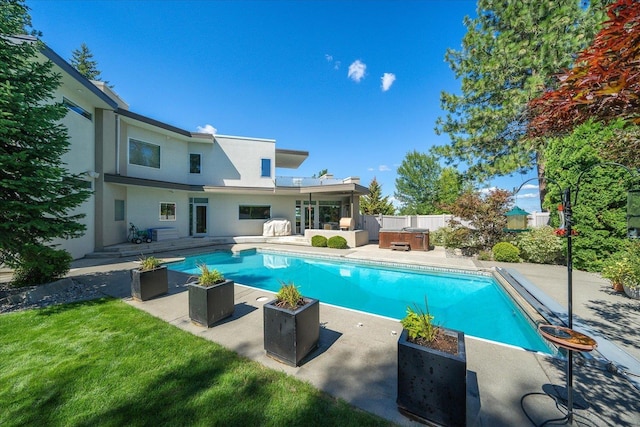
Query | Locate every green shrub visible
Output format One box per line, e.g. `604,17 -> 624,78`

11,244 -> 72,287
311,235 -> 327,247
515,226 -> 563,264
429,228 -> 446,246
602,241 -> 640,289
477,250 -> 492,261
492,242 -> 520,263
327,236 -> 348,249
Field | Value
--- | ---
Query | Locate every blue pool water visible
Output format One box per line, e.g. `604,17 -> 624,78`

168,250 -> 551,353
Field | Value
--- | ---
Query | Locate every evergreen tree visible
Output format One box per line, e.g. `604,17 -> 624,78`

360,177 -> 395,215
0,0 -> 92,267
70,42 -> 109,85
435,0 -> 610,203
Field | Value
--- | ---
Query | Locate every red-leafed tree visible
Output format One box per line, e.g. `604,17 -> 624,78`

528,0 -> 640,137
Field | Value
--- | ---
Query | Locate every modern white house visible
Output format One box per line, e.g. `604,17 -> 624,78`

28,37 -> 369,259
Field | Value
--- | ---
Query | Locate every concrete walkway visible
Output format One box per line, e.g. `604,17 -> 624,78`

68,243 -> 640,426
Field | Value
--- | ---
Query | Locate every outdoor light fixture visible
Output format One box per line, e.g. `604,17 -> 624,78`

513,162 -> 638,425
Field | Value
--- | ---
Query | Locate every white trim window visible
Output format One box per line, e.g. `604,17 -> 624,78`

160,202 -> 176,221
129,138 -> 160,169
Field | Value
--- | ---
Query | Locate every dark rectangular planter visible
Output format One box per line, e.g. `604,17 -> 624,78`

188,279 -> 235,327
131,266 -> 168,301
263,297 -> 320,367
397,328 -> 467,427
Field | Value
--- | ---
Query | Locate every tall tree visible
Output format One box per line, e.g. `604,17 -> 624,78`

542,120 -> 631,271
394,150 -> 443,215
70,42 -> 109,84
360,177 -> 395,215
0,0 -> 92,266
528,0 -> 640,164
434,167 -> 466,214
435,0 -> 609,203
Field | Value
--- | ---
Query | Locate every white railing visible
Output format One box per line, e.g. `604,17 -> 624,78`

362,212 -> 550,240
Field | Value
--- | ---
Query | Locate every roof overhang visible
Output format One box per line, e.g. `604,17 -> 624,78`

117,109 -> 214,143
275,148 -> 308,169
105,174 -> 369,197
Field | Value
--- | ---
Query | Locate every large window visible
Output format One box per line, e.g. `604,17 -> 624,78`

160,202 -> 176,221
190,153 -> 201,174
63,97 -> 92,120
261,158 -> 271,178
239,205 -> 271,220
129,138 -> 160,169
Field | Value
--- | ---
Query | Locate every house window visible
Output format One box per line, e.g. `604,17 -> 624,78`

190,153 -> 201,174
261,158 -> 271,178
63,97 -> 92,120
129,138 -> 160,169
239,205 -> 271,220
160,202 -> 176,221
114,200 -> 125,221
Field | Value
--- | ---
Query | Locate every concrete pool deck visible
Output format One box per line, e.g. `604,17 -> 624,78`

67,242 -> 640,426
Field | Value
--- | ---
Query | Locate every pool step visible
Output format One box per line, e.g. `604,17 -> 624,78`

390,242 -> 411,251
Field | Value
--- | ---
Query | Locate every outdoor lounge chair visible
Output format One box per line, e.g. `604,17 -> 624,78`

339,217 -> 354,231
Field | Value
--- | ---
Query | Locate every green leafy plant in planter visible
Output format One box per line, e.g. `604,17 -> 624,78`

602,241 -> 640,298
131,255 -> 168,301
263,281 -> 320,366
397,298 -> 466,427
188,264 -> 234,327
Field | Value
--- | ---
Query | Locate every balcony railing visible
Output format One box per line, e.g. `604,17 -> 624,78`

276,176 -> 350,187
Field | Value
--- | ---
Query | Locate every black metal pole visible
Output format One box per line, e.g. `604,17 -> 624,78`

563,187 -> 575,424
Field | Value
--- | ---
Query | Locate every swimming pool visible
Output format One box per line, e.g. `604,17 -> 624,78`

168,249 -> 552,354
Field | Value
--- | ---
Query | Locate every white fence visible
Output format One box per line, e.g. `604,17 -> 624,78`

362,212 -> 550,241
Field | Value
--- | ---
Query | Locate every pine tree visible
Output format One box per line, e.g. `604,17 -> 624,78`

360,177 -> 395,215
70,42 -> 110,85
0,0 -> 92,267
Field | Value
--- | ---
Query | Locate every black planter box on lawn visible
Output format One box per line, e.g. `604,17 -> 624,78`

188,279 -> 235,327
263,297 -> 320,367
131,266 -> 168,301
397,328 -> 467,427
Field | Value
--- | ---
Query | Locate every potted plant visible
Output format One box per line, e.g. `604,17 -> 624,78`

131,256 -> 168,301
188,264 -> 235,327
263,281 -> 319,367
601,257 -> 632,292
397,298 -> 466,427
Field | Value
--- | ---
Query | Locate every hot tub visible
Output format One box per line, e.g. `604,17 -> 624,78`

378,228 -> 430,251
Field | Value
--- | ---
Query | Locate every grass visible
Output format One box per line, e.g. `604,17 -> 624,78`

0,298 -> 392,427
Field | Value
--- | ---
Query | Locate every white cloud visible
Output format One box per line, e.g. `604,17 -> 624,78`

367,167 -> 374,171
381,73 -> 396,91
334,60 -> 341,70
379,165 -> 391,172
196,124 -> 217,134
515,192 -> 540,199
520,183 -> 539,190
325,54 -> 333,62
348,60 -> 367,82
479,186 -> 497,195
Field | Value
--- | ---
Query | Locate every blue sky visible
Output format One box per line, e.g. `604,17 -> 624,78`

27,0 -> 541,212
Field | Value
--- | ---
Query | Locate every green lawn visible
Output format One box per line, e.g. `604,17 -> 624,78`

0,298 -> 392,427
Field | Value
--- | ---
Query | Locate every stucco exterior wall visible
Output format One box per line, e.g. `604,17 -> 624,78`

207,194 -> 297,236
212,136 -> 275,188
49,86 -> 98,259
